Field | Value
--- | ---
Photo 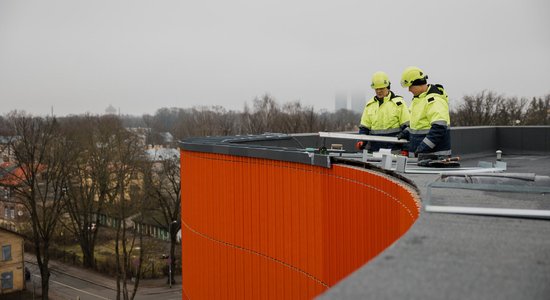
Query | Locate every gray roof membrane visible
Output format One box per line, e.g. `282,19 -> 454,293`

319,154 -> 550,300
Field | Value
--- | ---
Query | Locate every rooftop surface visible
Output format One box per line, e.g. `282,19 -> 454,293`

320,154 -> 550,300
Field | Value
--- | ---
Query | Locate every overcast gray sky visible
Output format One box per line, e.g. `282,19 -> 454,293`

1,0 -> 549,116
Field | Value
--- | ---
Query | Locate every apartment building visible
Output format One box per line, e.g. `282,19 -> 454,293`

0,228 -> 25,295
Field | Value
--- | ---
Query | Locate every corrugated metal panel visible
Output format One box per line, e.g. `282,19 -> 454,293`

181,150 -> 420,299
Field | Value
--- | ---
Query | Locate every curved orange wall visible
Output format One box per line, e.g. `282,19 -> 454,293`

180,150 -> 420,300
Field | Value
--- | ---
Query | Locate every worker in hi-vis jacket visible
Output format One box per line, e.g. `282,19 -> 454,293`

398,66 -> 452,161
357,71 -> 410,152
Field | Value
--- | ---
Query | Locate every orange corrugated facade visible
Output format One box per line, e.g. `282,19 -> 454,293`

180,150 -> 419,300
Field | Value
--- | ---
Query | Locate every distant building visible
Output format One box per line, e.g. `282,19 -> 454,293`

351,91 -> 366,113
0,228 -> 25,295
105,105 -> 117,115
159,132 -> 174,147
0,163 -> 28,233
0,137 -> 16,163
126,127 -> 150,148
335,92 -> 348,111
131,211 -> 173,241
145,146 -> 179,162
335,91 -> 366,113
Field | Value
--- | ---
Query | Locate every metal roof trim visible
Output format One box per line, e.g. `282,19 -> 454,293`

179,137 -> 331,168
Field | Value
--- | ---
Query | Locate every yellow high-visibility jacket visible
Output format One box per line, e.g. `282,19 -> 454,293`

408,84 -> 452,156
360,91 -> 410,134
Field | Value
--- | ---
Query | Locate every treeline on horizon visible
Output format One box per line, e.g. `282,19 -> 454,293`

1,91 -> 549,143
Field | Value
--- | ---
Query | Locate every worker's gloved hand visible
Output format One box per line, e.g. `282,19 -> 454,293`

358,127 -> 369,135
396,132 -> 408,141
355,141 -> 366,150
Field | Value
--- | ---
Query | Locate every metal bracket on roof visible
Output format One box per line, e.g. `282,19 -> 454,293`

318,132 -> 407,144
425,206 -> 550,219
425,174 -> 550,219
405,160 -> 507,174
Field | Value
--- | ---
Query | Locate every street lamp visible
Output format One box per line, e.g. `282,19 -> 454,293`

168,220 -> 178,288
132,246 -> 140,281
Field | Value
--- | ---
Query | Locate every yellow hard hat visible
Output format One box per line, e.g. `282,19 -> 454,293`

400,66 -> 428,87
370,71 -> 390,89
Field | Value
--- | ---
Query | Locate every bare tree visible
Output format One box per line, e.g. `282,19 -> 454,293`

330,109 -> 360,131
142,150 -> 181,285
61,115 -> 122,269
277,101 -> 318,133
242,94 -> 281,134
496,96 -> 528,126
7,113 -> 74,300
451,91 -> 503,125
524,95 -> 550,125
0,115 -> 14,136
210,105 -> 239,136
450,91 -> 529,126
301,105 -> 318,133
104,127 -> 146,300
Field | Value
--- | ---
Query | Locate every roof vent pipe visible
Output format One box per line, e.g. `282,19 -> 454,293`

496,150 -> 502,161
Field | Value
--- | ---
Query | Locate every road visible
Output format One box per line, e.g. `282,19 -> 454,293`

26,261 -> 182,300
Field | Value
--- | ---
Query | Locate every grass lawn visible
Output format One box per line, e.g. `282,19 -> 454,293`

50,227 -> 178,278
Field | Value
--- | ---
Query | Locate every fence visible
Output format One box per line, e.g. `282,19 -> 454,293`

23,241 -> 177,279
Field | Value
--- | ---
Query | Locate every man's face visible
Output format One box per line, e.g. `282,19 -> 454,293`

408,85 -> 423,97
375,87 -> 389,99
